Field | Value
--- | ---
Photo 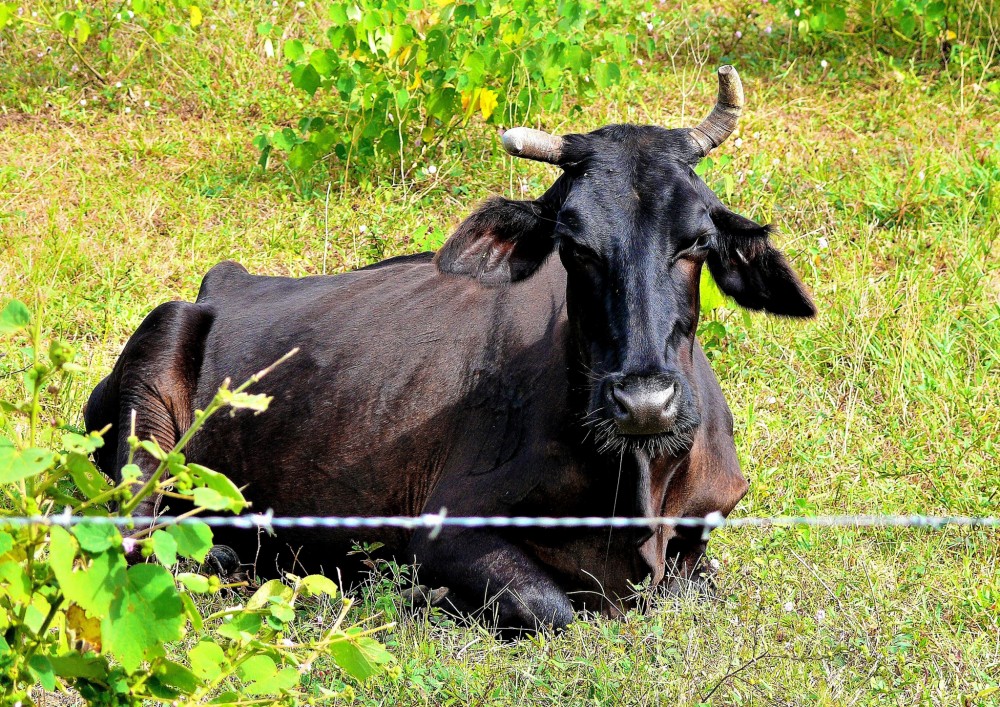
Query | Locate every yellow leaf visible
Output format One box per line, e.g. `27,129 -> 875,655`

479,88 -> 498,121
460,90 -> 473,112
67,603 -> 102,652
945,30 -> 957,41
189,5 -> 202,28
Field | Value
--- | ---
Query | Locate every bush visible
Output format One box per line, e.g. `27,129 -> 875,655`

0,300 -> 394,705
254,0 -> 656,189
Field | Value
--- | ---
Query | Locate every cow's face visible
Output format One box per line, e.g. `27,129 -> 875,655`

436,67 -> 814,457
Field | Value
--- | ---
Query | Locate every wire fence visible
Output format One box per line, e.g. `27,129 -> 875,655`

2,510 -> 1000,538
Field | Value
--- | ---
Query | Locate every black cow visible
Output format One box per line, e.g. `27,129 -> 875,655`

85,66 -> 814,632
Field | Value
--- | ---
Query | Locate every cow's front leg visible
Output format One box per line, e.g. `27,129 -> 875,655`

657,430 -> 749,596
407,529 -> 574,636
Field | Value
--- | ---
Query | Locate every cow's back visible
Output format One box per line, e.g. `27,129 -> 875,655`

185,253 -> 569,562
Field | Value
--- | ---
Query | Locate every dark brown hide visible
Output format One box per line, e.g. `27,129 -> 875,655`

87,254 -> 747,628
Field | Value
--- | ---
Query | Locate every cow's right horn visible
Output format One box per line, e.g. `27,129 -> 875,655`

688,65 -> 744,157
502,127 -> 564,165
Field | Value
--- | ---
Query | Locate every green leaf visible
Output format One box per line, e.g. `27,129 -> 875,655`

177,572 -> 211,593
826,5 -> 847,30
145,675 -> 181,700
56,12 -> 76,34
0,559 -> 31,603
247,579 -> 293,610
156,659 -> 201,692
462,51 -> 486,85
120,463 -> 142,482
0,299 -> 30,334
311,125 -> 340,152
252,133 -> 270,151
50,526 -> 126,616
268,601 -> 294,624
329,631 -> 394,681
180,591 -> 204,632
210,691 -> 241,703
73,522 -> 119,554
49,652 -> 108,680
0,531 -> 13,557
237,654 -> 300,695
328,4 -> 348,25
899,11 -> 916,36
0,438 -> 55,483
291,63 -> 321,97
926,1 -> 946,20
191,487 -> 231,511
66,453 -> 113,500
102,564 -> 185,673
310,48 -> 337,77
137,438 -> 168,461
289,141 -> 319,173
299,574 -> 338,598
217,387 -> 273,412
216,611 -> 261,642
272,127 -> 300,152
151,529 -> 178,566
361,9 -> 381,31
426,88 -> 458,121
190,640 -> 228,680
166,521 -> 213,562
283,39 -> 305,61
258,143 -> 272,170
29,655 -> 56,691
75,16 -> 91,45
63,431 -> 104,454
592,61 -> 620,89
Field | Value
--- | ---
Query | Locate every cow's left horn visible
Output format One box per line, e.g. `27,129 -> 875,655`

688,65 -> 744,157
502,127 -> 564,165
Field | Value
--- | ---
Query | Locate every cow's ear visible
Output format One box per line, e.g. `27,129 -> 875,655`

706,207 -> 816,317
435,197 -> 557,286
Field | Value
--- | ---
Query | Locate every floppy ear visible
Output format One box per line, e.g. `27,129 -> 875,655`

707,208 -> 816,317
434,196 -> 558,287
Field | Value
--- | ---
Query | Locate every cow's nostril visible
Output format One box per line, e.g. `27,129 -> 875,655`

610,384 -> 631,418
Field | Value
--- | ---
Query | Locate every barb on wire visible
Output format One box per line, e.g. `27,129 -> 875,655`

0,512 -> 999,530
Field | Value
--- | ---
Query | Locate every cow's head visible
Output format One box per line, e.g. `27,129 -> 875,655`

436,66 -> 814,457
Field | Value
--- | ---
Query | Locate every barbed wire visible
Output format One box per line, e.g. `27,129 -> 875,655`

2,510 -> 1000,536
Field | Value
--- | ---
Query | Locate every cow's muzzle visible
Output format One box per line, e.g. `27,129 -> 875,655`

606,374 -> 682,436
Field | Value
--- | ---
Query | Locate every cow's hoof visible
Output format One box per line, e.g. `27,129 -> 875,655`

203,544 -> 241,577
399,584 -> 450,609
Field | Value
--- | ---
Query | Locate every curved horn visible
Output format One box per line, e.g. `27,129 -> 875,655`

688,65 -> 744,157
502,127 -> 564,165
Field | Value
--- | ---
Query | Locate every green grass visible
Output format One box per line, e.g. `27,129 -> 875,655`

2,1 -> 999,704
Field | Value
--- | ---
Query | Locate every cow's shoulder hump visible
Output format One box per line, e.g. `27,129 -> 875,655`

196,260 -> 251,302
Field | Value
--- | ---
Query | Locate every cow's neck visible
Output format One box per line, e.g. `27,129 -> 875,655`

561,313 -> 691,518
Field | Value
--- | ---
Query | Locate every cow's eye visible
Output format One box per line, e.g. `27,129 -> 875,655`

691,233 -> 712,251
675,232 -> 713,261
562,242 -> 603,271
